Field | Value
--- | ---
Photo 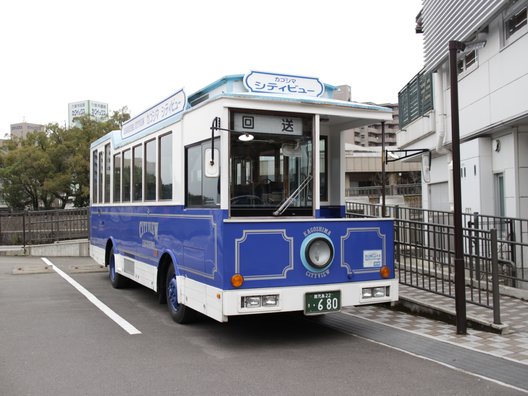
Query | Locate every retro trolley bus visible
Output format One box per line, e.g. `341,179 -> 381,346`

90,71 -> 398,323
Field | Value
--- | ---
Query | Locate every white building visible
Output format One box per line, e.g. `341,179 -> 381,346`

398,0 -> 528,218
68,100 -> 108,127
344,103 -> 399,147
10,122 -> 45,140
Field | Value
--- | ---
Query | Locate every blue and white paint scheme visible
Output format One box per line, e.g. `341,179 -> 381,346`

122,88 -> 186,139
90,72 -> 396,323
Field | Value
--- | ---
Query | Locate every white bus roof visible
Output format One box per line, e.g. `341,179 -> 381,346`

91,73 -> 392,149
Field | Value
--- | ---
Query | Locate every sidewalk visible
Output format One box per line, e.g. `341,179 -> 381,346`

346,284 -> 528,365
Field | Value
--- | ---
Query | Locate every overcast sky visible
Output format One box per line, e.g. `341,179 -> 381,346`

0,0 -> 423,135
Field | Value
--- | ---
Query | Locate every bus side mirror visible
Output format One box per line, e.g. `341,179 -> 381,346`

205,148 -> 219,177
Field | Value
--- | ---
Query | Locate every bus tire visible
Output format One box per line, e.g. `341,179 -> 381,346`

109,247 -> 130,289
166,264 -> 196,324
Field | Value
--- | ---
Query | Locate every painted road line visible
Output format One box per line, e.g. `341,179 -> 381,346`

41,257 -> 141,335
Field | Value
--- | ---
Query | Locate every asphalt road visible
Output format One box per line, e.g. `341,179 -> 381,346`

0,256 -> 525,396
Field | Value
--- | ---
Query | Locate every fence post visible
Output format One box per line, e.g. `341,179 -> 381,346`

473,212 -> 480,280
508,218 -> 516,265
52,210 -> 56,241
491,229 -> 502,325
22,212 -> 26,247
394,205 -> 400,263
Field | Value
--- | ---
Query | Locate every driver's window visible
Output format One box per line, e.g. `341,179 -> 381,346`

229,111 -> 313,217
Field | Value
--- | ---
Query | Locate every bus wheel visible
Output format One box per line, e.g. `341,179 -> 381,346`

109,247 -> 130,289
165,264 -> 196,324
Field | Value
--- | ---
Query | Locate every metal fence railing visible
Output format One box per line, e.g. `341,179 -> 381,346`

0,208 -> 89,246
346,201 -> 528,321
345,183 -> 421,197
398,70 -> 433,129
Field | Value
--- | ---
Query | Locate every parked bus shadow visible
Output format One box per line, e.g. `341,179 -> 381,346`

98,274 -> 354,347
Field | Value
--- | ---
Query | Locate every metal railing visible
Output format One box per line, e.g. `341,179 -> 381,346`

346,183 -> 421,197
0,208 -> 89,246
346,202 -> 528,321
398,70 -> 433,129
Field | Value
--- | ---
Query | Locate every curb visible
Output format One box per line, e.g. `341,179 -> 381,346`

394,296 -> 511,334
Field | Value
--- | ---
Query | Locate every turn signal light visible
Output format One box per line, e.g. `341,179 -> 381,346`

380,265 -> 391,279
231,273 -> 244,288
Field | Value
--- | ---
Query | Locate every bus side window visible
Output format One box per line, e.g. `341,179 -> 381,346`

186,145 -> 202,206
145,139 -> 156,201
159,133 -> 173,200
98,151 -> 103,203
113,153 -> 121,203
104,143 -> 111,203
122,149 -> 131,202
132,145 -> 143,201
186,139 -> 220,207
92,150 -> 98,204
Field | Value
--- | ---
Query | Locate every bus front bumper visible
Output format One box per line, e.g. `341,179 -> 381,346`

221,279 -> 398,317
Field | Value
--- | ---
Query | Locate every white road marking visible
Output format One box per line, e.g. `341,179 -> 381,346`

41,257 -> 141,335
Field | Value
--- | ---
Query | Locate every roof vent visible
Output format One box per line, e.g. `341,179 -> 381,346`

334,85 -> 351,101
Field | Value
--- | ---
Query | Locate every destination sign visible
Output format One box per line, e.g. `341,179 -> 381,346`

244,71 -> 324,97
122,89 -> 186,138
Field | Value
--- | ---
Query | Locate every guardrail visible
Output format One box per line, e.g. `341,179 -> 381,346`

0,208 -> 89,246
346,201 -> 528,322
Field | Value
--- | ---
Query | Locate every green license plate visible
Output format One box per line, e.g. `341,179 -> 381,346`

304,291 -> 341,314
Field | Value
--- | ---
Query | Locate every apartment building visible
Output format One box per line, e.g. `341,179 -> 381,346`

398,0 -> 528,217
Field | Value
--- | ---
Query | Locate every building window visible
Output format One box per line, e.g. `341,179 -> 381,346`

457,50 -> 478,75
505,3 -> 527,41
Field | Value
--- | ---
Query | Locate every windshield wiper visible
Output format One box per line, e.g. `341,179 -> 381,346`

273,174 -> 312,216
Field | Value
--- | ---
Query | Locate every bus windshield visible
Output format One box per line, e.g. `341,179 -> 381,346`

230,112 -> 313,217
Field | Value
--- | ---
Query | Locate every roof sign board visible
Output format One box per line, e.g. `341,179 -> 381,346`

122,89 -> 186,138
244,71 -> 324,97
233,113 -> 303,136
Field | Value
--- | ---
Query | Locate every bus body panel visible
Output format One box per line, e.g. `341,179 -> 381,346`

90,205 -> 396,321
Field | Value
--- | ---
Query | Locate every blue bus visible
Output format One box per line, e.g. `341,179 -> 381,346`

90,71 -> 398,323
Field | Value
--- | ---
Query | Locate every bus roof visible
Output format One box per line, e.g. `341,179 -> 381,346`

91,72 -> 392,149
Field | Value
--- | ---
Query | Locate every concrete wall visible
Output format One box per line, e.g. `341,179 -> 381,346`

0,240 -> 89,257
457,14 -> 528,137
461,137 -> 493,214
517,130 -> 528,219
491,132 -> 517,217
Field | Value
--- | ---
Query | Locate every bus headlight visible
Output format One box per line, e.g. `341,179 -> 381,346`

262,295 -> 279,306
244,296 -> 261,308
301,233 -> 335,272
362,286 -> 389,299
242,295 -> 279,308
